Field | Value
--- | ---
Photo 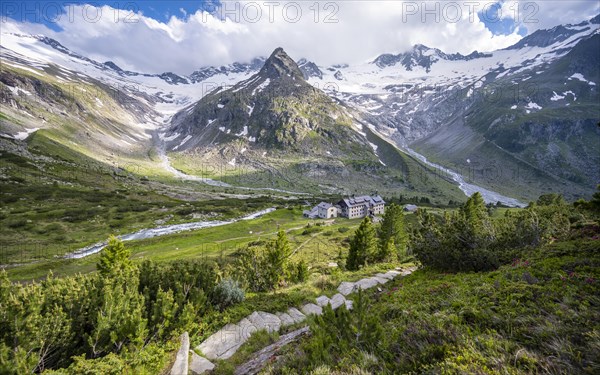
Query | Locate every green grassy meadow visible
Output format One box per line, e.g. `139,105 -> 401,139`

4,206 -> 366,281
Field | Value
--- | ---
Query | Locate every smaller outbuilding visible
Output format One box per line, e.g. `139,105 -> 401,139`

317,202 -> 338,219
403,204 -> 418,212
305,202 -> 339,219
303,206 -> 319,219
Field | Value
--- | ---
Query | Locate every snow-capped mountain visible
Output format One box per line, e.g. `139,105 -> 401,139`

0,15 -> 598,202
308,16 -> 598,142
300,16 -> 599,201
372,44 -> 491,71
165,47 -> 365,151
158,47 -> 466,198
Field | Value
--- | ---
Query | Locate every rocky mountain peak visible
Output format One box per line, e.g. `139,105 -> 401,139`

259,47 -> 305,80
103,61 -> 123,72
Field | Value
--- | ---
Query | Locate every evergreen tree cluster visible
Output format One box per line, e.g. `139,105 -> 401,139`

236,230 -> 308,292
411,192 -> 573,272
346,203 -> 408,270
304,290 -> 383,365
0,236 -> 239,373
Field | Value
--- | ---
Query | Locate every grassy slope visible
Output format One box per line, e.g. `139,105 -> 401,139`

4,207 -> 364,281
364,126 -> 466,204
0,132 -> 295,274
411,119 -> 576,203
272,239 -> 600,374
167,124 -> 467,204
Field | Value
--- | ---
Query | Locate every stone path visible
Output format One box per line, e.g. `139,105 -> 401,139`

170,332 -> 189,375
189,352 -> 214,375
180,267 -> 415,374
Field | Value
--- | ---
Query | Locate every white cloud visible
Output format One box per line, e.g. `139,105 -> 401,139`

3,1 -> 598,75
497,0 -> 599,31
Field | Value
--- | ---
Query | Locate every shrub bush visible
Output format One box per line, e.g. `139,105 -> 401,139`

411,193 -> 572,272
212,278 -> 245,311
7,218 -> 28,228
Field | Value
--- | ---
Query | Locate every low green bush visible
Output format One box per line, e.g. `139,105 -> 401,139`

212,278 -> 245,311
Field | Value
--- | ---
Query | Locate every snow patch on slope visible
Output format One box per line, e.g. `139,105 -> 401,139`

569,73 -> 596,86
13,127 -> 40,140
173,135 -> 192,150
252,79 -> 270,96
235,126 -> 249,137
525,102 -> 542,110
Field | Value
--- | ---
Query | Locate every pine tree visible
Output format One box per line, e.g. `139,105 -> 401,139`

536,193 -> 566,206
377,203 -> 408,262
458,192 -> 494,249
293,260 -> 309,282
347,217 -> 377,270
379,237 -> 395,262
87,271 -> 147,357
97,236 -> 133,277
149,287 -> 177,340
265,230 -> 291,289
460,192 -> 487,225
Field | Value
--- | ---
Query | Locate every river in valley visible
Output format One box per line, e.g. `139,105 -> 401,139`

64,207 -> 276,259
404,148 -> 526,207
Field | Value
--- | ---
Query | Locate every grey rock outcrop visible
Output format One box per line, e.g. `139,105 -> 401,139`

329,293 -> 346,309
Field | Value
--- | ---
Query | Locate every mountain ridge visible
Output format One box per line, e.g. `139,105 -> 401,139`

165,47 -> 359,151
1,15 -> 599,202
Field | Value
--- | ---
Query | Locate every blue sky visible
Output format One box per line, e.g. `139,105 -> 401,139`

478,2 -> 528,36
1,1 -> 217,29
4,0 -> 525,35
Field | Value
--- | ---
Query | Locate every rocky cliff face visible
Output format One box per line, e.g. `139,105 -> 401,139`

165,48 -> 365,154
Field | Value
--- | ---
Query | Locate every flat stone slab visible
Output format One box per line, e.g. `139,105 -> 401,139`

329,293 -> 346,309
376,272 -> 395,280
170,332 -> 189,375
287,307 -> 306,324
237,317 -> 258,341
373,276 -> 389,284
276,312 -> 295,327
197,318 -> 254,360
196,323 -> 233,360
315,295 -> 330,307
260,311 -> 281,332
248,311 -> 281,333
301,303 -> 323,316
247,312 -> 266,331
337,281 -> 355,296
354,277 -> 379,290
189,351 -> 215,374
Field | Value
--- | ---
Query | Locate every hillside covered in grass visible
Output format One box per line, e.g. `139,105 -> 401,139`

269,238 -> 599,374
0,189 -> 597,374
